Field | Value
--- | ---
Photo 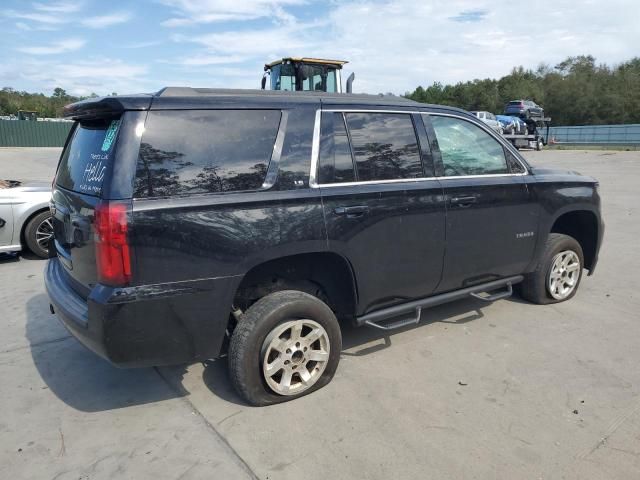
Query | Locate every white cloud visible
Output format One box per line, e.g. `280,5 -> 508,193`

321,0 -> 639,93
124,40 -> 164,49
0,58 -> 150,96
17,38 -> 85,55
4,9 -> 66,24
173,55 -> 246,66
3,2 -> 83,29
169,0 -> 639,94
32,1 -> 83,14
81,12 -> 133,28
159,0 -> 305,26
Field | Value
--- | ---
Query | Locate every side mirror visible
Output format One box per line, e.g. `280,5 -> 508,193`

261,75 -> 267,90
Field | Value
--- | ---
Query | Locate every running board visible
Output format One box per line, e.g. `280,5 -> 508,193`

358,276 -> 522,331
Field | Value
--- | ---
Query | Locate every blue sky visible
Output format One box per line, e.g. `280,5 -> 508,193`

1,0 -> 638,96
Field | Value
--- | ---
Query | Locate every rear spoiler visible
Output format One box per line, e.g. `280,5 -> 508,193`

64,94 -> 153,120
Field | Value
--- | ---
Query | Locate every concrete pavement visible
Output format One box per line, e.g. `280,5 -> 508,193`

1,147 -> 639,479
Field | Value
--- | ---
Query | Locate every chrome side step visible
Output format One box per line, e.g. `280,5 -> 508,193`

469,282 -> 513,302
358,276 -> 522,331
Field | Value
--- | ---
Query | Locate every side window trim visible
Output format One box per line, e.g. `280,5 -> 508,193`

261,109 -> 288,189
339,112 -> 358,182
422,112 -> 529,178
312,109 -> 434,188
412,113 -> 436,178
309,109 -> 528,188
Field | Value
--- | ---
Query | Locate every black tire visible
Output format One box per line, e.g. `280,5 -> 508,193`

228,290 -> 342,406
24,210 -> 52,259
536,138 -> 543,151
519,233 -> 584,305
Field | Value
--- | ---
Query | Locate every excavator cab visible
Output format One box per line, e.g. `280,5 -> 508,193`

262,57 -> 354,93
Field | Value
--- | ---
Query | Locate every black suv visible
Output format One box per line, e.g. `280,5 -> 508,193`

46,88 -> 603,405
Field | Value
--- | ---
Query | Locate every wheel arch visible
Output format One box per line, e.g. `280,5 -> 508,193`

232,251 -> 359,323
549,209 -> 600,272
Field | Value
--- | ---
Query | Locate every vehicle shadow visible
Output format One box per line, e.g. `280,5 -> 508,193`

26,293 -> 187,412
27,289 -> 519,409
340,296 -> 486,356
0,251 -> 45,263
199,296 -> 493,404
0,252 -> 20,263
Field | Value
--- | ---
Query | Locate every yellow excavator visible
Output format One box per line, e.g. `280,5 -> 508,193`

261,57 -> 355,93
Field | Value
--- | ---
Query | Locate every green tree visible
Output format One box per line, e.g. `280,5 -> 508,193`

406,55 -> 640,126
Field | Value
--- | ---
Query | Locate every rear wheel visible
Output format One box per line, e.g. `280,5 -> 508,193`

24,211 -> 53,259
228,290 -> 342,406
520,233 -> 584,304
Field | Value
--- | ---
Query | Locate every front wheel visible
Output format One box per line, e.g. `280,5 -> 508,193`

228,290 -> 342,406
519,233 -> 584,304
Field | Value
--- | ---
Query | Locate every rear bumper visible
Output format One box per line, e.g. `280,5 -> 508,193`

45,258 -> 240,367
45,256 -> 108,358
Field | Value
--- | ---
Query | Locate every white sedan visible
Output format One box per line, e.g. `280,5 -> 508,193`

0,179 -> 52,258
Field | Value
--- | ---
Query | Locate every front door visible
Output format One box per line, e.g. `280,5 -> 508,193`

315,108 -> 446,315
424,113 -> 539,292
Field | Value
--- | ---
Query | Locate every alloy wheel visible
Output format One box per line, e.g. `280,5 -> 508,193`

35,217 -> 54,252
547,250 -> 581,300
261,319 -> 330,396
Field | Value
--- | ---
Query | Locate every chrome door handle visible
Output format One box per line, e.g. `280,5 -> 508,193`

334,205 -> 369,218
450,196 -> 477,207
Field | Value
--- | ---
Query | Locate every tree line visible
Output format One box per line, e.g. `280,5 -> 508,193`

406,55 -> 640,126
0,87 -> 109,119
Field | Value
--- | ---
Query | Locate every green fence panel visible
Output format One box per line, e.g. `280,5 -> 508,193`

0,120 -> 73,147
547,124 -> 640,145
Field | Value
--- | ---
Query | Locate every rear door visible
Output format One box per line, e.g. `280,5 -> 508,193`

424,113 -> 538,292
316,107 -> 446,315
51,115 -> 126,295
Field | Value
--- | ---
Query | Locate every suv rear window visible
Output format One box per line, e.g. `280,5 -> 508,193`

134,110 -> 281,198
55,117 -> 121,196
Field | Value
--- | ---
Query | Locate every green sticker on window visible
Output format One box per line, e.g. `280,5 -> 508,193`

101,120 -> 120,152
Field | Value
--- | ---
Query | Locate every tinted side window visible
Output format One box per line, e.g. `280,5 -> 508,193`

318,113 -> 355,184
430,116 -> 508,176
134,110 -> 281,198
345,113 -> 422,181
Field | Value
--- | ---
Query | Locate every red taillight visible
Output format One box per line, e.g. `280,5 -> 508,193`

95,202 -> 131,286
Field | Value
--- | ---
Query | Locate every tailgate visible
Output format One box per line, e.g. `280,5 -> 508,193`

52,117 -> 122,296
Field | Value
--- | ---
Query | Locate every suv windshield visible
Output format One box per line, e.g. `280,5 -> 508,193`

55,117 -> 121,196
